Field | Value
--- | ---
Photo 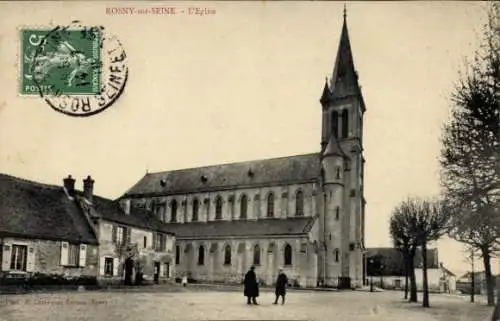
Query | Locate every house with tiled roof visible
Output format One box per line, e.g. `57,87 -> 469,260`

366,247 -> 457,293
0,173 -> 175,286
119,9 -> 367,289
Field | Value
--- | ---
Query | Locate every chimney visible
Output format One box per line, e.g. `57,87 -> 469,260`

63,175 -> 76,195
83,175 -> 95,202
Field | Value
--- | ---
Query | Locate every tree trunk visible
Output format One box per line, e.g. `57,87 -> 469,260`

482,247 -> 495,306
409,255 -> 418,302
404,253 -> 409,300
422,242 -> 430,308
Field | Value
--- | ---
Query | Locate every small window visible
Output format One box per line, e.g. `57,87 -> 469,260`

335,207 -> 340,220
198,246 -> 205,265
267,193 -> 275,218
334,249 -> 340,262
171,200 -> 178,222
224,245 -> 231,265
104,257 -> 114,276
215,196 -> 223,220
336,167 -> 341,179
240,194 -> 248,219
253,244 -> 260,265
192,199 -> 199,222
10,245 -> 27,271
143,236 -> 147,248
284,244 -> 292,266
155,233 -> 165,251
295,190 -> 304,216
175,245 -> 180,265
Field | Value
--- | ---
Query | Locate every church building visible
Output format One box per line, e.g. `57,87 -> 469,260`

120,10 -> 367,288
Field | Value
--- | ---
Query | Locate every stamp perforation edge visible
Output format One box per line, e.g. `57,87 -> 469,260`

17,24 -> 103,97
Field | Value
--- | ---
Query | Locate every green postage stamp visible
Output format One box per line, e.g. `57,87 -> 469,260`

21,27 -> 102,95
19,21 -> 128,117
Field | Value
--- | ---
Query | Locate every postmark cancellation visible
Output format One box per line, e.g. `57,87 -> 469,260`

19,21 -> 128,117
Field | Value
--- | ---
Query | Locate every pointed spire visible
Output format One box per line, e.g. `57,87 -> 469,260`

320,77 -> 331,105
323,133 -> 346,158
330,7 -> 360,100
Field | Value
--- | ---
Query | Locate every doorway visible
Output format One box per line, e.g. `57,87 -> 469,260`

124,258 -> 134,285
154,262 -> 160,284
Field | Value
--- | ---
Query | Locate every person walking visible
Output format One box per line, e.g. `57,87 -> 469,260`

243,266 -> 259,305
273,268 -> 288,305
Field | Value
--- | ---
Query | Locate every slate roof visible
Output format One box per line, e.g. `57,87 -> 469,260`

123,153 -> 321,198
163,217 -> 315,239
0,174 -> 98,244
90,195 -> 174,235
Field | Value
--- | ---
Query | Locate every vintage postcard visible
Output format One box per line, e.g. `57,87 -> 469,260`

0,1 -> 498,321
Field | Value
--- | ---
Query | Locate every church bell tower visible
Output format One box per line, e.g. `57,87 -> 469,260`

319,7 -> 366,288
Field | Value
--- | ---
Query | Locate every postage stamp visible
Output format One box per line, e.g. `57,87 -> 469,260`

19,21 -> 128,117
21,27 -> 101,96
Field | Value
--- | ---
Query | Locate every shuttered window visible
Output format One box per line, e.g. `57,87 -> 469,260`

68,244 -> 79,266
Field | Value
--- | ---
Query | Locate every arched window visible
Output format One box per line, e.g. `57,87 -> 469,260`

341,109 -> 349,138
295,190 -> 304,216
198,246 -> 205,265
334,249 -> 339,262
266,192 -> 274,218
336,167 -> 341,179
224,245 -> 231,265
170,200 -> 178,222
253,244 -> 260,265
240,194 -> 248,219
331,111 -> 339,138
335,207 -> 340,220
284,244 -> 292,266
175,245 -> 180,265
215,196 -> 223,220
192,199 -> 199,222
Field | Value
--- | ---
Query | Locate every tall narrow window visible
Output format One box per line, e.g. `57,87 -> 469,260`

284,244 -> 292,266
295,190 -> 304,216
253,244 -> 261,265
240,194 -> 248,219
215,196 -> 223,220
266,192 -> 274,218
175,245 -> 180,265
334,249 -> 340,262
171,200 -> 178,222
224,245 -> 231,265
331,111 -> 339,138
198,246 -> 205,265
192,199 -> 199,222
341,109 -> 349,138
335,207 -> 340,220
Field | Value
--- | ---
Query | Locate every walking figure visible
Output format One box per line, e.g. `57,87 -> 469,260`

243,266 -> 259,305
273,268 -> 288,305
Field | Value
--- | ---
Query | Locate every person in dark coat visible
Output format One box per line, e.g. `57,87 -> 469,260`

243,266 -> 259,305
273,268 -> 288,305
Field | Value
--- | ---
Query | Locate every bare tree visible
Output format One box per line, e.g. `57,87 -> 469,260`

411,198 -> 451,308
441,1 -> 500,306
390,199 -> 419,303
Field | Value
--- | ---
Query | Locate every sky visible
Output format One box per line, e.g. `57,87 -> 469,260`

0,1 -> 493,277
